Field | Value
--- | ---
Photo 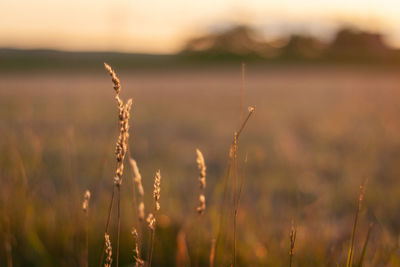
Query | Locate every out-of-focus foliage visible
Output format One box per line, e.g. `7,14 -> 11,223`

1,65 -> 400,266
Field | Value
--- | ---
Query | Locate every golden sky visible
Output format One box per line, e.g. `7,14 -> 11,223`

1,0 -> 400,53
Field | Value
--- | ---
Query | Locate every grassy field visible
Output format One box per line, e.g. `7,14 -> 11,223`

1,64 -> 400,266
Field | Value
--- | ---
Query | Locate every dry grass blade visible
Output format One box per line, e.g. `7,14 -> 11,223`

346,179 -> 368,267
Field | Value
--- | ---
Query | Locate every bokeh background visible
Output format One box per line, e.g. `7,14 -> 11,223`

1,1 -> 400,266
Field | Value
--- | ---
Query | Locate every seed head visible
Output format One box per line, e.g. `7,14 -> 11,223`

129,158 -> 144,196
82,190 -> 91,213
153,170 -> 161,211
197,194 -> 206,214
104,63 -> 121,94
104,233 -> 112,267
147,213 -> 156,231
196,149 -> 206,189
132,228 -> 144,267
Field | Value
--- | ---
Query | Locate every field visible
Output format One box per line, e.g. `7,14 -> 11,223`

2,64 -> 400,266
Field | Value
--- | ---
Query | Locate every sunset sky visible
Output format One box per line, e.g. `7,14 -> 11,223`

1,0 -> 400,54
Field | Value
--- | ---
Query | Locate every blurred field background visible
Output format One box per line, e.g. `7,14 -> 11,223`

2,1 -> 400,266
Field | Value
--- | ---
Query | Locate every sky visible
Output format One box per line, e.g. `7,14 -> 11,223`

1,0 -> 400,54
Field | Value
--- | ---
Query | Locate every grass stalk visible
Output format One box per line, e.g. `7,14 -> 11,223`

99,63 -> 133,267
356,223 -> 373,267
147,170 -> 161,267
215,107 -> 255,265
116,185 -> 121,267
346,180 -> 367,267
232,132 -> 238,267
239,63 -> 245,126
99,186 -> 115,267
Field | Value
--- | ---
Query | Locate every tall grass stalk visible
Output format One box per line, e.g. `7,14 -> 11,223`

233,152 -> 248,267
356,223 -> 373,267
239,63 -> 245,126
99,63 -> 133,267
346,180 -> 368,267
232,132 -> 238,267
215,106 -> 254,265
147,170 -> 161,267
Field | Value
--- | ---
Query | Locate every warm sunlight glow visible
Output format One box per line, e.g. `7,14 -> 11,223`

2,0 -> 400,53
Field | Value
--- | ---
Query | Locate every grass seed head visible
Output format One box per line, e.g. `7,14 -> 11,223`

196,148 -> 206,189
132,228 -> 144,267
82,190 -> 91,213
129,158 -> 144,196
153,170 -> 161,211
104,233 -> 112,267
104,63 -> 121,94
147,213 -> 156,231
197,194 -> 206,214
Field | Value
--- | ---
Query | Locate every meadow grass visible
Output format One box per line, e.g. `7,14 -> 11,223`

3,64 -> 400,266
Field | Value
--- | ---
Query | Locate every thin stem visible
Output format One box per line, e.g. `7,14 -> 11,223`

98,185 -> 116,267
357,223 -> 374,267
86,211 -> 89,267
239,63 -> 245,127
232,133 -> 238,267
237,107 -> 254,140
116,185 -> 121,267
233,153 -> 247,267
148,229 -> 155,267
346,204 -> 359,267
346,182 -> 367,267
215,148 -> 233,263
215,108 -> 254,265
